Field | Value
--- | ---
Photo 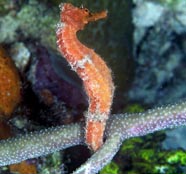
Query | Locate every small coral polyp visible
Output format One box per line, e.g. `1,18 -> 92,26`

0,46 -> 21,117
56,3 -> 114,151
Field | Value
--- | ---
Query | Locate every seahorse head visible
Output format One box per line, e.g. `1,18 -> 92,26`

60,3 -> 107,30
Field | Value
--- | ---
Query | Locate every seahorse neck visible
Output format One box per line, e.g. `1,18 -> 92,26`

63,25 -> 91,59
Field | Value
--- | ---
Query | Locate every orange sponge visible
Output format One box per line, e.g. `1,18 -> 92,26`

0,46 -> 21,118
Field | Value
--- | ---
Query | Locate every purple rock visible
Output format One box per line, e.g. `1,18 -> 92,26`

29,46 -> 88,110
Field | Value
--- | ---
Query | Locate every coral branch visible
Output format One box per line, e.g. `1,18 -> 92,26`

72,135 -> 122,174
0,102 -> 186,173
0,123 -> 84,166
107,101 -> 186,139
73,101 -> 186,174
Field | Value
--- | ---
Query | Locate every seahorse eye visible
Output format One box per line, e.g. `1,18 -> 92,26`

79,5 -> 90,14
84,8 -> 89,12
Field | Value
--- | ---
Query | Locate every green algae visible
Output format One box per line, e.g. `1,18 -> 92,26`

124,104 -> 145,113
38,152 -> 63,174
100,161 -> 120,174
17,0 -> 58,50
118,132 -> 186,173
167,150 -> 186,165
0,0 -> 11,15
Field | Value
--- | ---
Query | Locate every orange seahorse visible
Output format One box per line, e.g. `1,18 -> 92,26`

56,3 -> 114,151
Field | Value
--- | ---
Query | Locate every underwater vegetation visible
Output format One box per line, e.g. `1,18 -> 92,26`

110,133 -> 186,174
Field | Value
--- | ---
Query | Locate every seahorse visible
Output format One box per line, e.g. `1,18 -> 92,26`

56,3 -> 114,151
